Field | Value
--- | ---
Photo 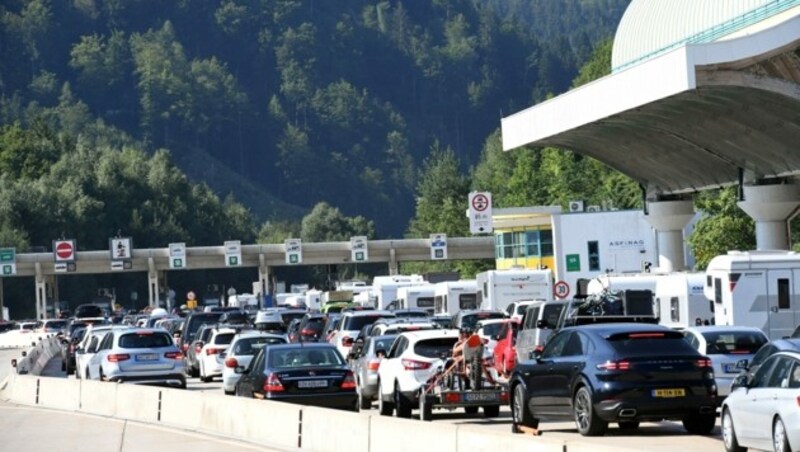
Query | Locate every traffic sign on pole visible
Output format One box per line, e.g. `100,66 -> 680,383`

468,192 -> 493,234
169,243 -> 187,269
350,236 -> 368,262
0,248 -> 16,276
430,233 -> 448,260
53,239 -> 76,263
554,280 -> 570,299
285,239 -> 302,265
224,240 -> 242,267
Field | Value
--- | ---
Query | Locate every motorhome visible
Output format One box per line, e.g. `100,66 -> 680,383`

321,290 -> 354,313
372,274 -> 425,309
705,251 -> 800,339
475,269 -> 553,313
587,272 -> 710,329
390,285 -> 435,312
433,280 -> 478,316
305,289 -> 322,311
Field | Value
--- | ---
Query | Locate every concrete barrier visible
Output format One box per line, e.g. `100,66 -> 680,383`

115,383 -> 160,422
159,386 -> 205,430
80,379 -> 117,416
301,406 -> 369,451
9,374 -> 39,405
457,426 -> 565,452
239,399 -> 302,449
38,375 -> 80,411
370,415 -> 458,452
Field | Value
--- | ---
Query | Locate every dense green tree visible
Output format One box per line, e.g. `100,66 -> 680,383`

300,202 -> 375,242
688,188 -> 755,270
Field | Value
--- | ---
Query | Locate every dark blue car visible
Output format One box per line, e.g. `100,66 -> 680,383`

510,323 -> 718,436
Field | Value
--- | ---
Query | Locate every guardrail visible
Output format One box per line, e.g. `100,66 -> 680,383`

0,372 -> 642,452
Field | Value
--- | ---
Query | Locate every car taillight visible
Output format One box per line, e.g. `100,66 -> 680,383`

164,351 -> 182,360
796,396 -> 800,407
367,359 -> 381,371
107,353 -> 130,362
342,336 -> 354,346
444,392 -> 460,404
533,345 -> 544,353
263,373 -> 284,393
225,357 -> 238,368
182,343 -> 189,352
194,345 -> 202,354
694,358 -> 712,368
402,359 -> 431,370
341,371 -> 356,389
205,347 -> 223,356
301,328 -> 316,335
596,360 -> 630,371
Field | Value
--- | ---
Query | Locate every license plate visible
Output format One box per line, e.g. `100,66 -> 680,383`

652,388 -> 685,398
463,392 -> 500,402
136,353 -> 158,361
298,379 -> 328,388
723,363 -> 743,374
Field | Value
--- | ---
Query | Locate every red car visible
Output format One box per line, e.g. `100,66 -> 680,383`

493,319 -> 520,377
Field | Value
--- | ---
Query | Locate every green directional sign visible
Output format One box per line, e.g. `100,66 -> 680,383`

172,258 -> 183,268
228,256 -> 239,266
0,248 -> 16,276
0,248 -> 15,262
2,264 -> 14,275
566,254 -> 581,272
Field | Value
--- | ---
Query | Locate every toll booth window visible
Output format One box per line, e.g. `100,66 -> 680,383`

670,297 -> 680,322
540,229 -> 553,256
778,278 -> 790,310
525,231 -> 540,256
587,241 -> 600,271
714,278 -> 722,304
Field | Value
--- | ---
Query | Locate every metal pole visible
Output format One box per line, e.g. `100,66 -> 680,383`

0,278 -> 4,321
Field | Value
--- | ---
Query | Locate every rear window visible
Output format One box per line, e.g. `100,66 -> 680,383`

542,304 -> 564,328
268,347 -> 345,368
46,320 -> 67,328
702,331 -> 767,355
372,336 -> 397,353
280,312 -> 306,325
186,314 -> 223,340
343,315 -> 388,331
417,297 -> 434,308
213,333 -> 235,345
75,306 -> 103,318
461,312 -> 504,330
118,332 -> 173,348
608,331 -> 697,356
233,336 -> 286,355
303,318 -> 326,329
480,322 -> 504,337
414,337 -> 458,359
459,294 -> 477,310
395,311 -> 429,318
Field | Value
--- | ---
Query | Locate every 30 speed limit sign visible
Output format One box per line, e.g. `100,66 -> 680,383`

554,280 -> 570,299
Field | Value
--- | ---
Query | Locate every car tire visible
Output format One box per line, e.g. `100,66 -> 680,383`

618,421 -> 639,431
377,381 -> 394,416
357,380 -> 372,410
99,367 -> 106,382
419,395 -> 433,421
483,405 -> 500,418
224,389 -> 235,395
394,383 -> 412,418
773,417 -> 790,452
721,408 -> 746,452
511,384 -> 539,429
61,361 -> 66,372
464,406 -> 479,414
572,386 -> 608,436
682,413 -> 716,435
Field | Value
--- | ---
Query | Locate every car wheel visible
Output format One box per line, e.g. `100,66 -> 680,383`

483,405 -> 500,418
394,383 -> 412,418
511,384 -> 539,429
721,408 -> 746,452
773,417 -> 790,452
61,360 -> 66,372
357,380 -> 372,410
682,413 -> 716,435
618,421 -> 639,430
224,389 -> 235,396
85,369 -> 90,380
419,394 -> 433,421
572,386 -> 607,436
377,380 -> 394,416
99,367 -> 106,382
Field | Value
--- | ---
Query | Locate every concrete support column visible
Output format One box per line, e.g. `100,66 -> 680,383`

258,253 -> 270,308
737,184 -> 800,250
388,248 -> 398,276
147,257 -> 159,308
646,199 -> 695,273
34,262 -> 46,320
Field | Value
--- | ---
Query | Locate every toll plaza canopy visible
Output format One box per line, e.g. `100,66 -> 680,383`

501,0 -> 800,195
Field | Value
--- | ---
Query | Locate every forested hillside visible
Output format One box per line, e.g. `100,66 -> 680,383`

0,0 -> 629,236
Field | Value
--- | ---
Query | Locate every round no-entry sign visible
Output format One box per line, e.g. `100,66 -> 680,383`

554,280 -> 570,299
54,241 -> 75,261
471,194 -> 489,212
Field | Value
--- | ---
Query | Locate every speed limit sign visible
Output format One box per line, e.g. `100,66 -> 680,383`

554,281 -> 570,299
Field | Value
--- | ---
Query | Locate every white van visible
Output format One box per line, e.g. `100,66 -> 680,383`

514,299 -> 569,363
433,280 -> 478,316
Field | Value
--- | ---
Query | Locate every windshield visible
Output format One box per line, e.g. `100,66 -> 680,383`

701,331 -> 767,355
119,332 -> 173,348
232,336 -> 286,355
267,347 -> 345,368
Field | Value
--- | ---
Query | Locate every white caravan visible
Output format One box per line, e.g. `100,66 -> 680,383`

705,251 -> 800,340
391,285 -> 435,311
372,274 -> 425,309
476,269 -> 553,312
305,289 -> 322,311
434,280 -> 478,315
587,273 -> 710,329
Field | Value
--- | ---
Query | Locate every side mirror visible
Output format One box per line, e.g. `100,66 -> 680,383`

731,374 -> 750,390
234,366 -> 246,374
536,320 -> 548,329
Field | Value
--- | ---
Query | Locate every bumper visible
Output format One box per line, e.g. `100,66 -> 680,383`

715,376 -> 735,397
108,372 -> 186,388
594,396 -> 717,422
266,392 -> 357,410
222,372 -> 240,392
361,373 -> 379,397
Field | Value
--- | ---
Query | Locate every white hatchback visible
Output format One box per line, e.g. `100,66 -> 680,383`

722,351 -> 800,452
221,332 -> 287,395
683,326 -> 768,398
376,329 -> 460,418
198,327 -> 237,382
